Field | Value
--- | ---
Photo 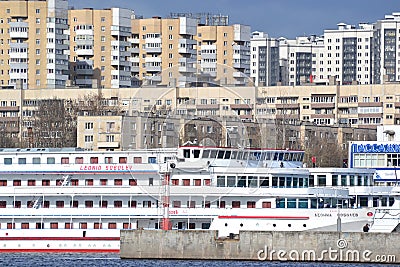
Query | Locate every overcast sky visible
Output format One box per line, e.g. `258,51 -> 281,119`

68,0 -> 400,38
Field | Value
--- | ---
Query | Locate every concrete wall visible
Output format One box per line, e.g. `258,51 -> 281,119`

121,230 -> 400,263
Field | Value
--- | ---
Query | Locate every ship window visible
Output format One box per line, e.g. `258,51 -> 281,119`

292,177 -> 298,188
133,157 -> 142,163
341,175 -> 347,186
0,201 -> 6,208
217,150 -> 224,159
189,223 -> 196,229
265,152 -> 272,160
217,176 -> 225,187
298,199 -> 308,208
129,200 -> 137,208
71,200 -> 78,208
183,149 -> 190,158
4,158 -> 12,165
359,197 -> 368,207
61,157 -> 69,164
237,176 -> 246,187
143,201 -> 151,208
114,201 -> 122,208
85,200 -> 93,208
247,201 -> 256,208
332,175 -> 338,186
209,150 -> 217,159
286,177 -> 292,187
231,151 -> 237,159
14,201 -> 21,208
273,153 -> 278,161
119,157 -> 127,163
90,157 -> 98,164
248,176 -> 257,187
100,200 -> 108,208
173,201 -> 181,208
105,157 -> 113,163
202,150 -> 210,158
194,179 -> 201,186
123,223 -> 131,229
56,201 -> 64,208
42,180 -> 50,186
287,198 -> 296,208
94,222 -> 102,229
260,177 -> 269,187
204,179 -> 211,186
203,201 -> 211,208
171,179 -> 179,185
243,152 -> 249,160
28,180 -> 36,186
0,180 -> 6,186
43,201 -> 50,208
35,222 -> 43,229
7,223 -> 15,229
50,222 -> 58,229
381,197 -> 388,207
232,201 -> 241,208
202,223 -> 210,229
227,176 -> 236,187
71,179 -> 79,186
47,157 -> 55,164
279,177 -> 285,188
65,222 -> 72,229
183,179 -> 190,186
218,200 -> 226,208
32,157 -> 41,164
18,158 -> 26,164
224,151 -> 231,159
85,179 -> 93,186
193,150 -> 200,158
80,222 -> 87,229
100,179 -> 107,186
317,175 -> 326,186
108,222 -> 117,229
149,178 -> 153,186
75,157 -> 84,164
114,179 -> 122,186
276,199 -> 285,208
389,197 -> 395,206
148,157 -> 156,163
262,202 -> 271,208
129,179 -> 137,186
187,201 -> 196,208
272,177 -> 278,187
21,223 -> 29,229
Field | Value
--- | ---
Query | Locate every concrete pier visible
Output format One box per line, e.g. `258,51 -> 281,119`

120,230 -> 400,263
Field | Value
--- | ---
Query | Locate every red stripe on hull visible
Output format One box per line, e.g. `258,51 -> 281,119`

218,215 -> 309,220
0,249 -> 119,253
0,237 -> 119,241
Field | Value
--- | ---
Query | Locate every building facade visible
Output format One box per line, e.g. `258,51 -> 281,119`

0,0 -> 69,89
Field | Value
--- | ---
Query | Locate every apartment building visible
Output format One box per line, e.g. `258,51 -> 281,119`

373,12 -> 400,84
131,16 -> 197,87
196,23 -> 251,86
250,31 -> 279,86
68,7 -> 133,88
322,22 -> 374,85
278,36 -> 325,86
0,0 -> 69,89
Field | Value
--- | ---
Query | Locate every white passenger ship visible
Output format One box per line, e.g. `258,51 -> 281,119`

0,146 -> 391,252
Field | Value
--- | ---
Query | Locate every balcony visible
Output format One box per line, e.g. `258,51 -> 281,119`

9,22 -> 28,39
76,48 -> 94,56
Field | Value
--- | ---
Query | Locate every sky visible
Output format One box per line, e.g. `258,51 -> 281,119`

68,0 -> 400,39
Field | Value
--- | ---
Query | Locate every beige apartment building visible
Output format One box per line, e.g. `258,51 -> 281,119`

196,24 -> 251,86
68,7 -> 133,88
131,16 -> 197,87
0,0 -> 69,89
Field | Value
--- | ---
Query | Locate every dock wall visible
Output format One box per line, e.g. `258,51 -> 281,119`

120,230 -> 400,263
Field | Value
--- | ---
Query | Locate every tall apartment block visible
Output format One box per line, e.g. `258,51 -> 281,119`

68,7 -> 133,88
0,0 -> 69,89
250,31 -> 279,86
131,16 -> 197,87
373,12 -> 400,84
196,23 -> 251,86
278,36 -> 324,86
322,23 -> 374,85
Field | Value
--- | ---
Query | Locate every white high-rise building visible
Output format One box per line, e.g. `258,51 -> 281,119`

250,31 -> 279,86
322,23 -> 374,85
373,12 -> 400,84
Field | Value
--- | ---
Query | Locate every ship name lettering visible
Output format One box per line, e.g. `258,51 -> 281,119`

314,213 -> 332,217
80,165 -> 102,171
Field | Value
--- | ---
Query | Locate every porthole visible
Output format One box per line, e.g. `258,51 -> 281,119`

224,223 -> 228,227
288,224 -> 291,227
273,224 -> 276,227
240,223 -> 243,227
303,224 -> 307,227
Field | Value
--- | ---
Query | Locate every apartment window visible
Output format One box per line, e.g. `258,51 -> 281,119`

101,36 -> 105,42
169,35 -> 173,40
168,25 -> 173,30
36,18 -> 40,24
36,9 -> 40,14
101,26 -> 105,32
101,17 -> 105,22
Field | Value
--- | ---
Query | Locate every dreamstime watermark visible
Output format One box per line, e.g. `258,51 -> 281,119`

257,238 -> 396,263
